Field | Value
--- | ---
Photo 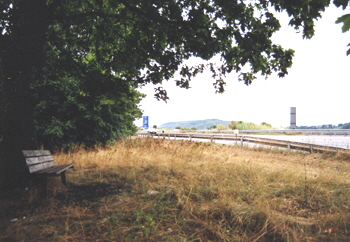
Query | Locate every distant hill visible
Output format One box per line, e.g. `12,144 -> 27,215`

159,119 -> 231,130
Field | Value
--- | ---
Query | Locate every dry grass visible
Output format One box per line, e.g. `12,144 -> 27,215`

1,138 -> 350,241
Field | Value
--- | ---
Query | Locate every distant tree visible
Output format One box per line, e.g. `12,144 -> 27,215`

190,127 -> 197,130
153,125 -> 158,129
217,124 -> 228,130
228,121 -> 239,130
261,122 -> 272,128
321,124 -> 334,129
207,125 -> 217,130
175,126 -> 182,130
341,123 -> 350,129
232,121 -> 259,130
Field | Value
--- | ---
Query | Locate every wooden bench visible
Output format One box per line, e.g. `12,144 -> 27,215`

23,150 -> 74,194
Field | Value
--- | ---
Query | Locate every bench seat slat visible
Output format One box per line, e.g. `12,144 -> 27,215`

33,163 -> 74,176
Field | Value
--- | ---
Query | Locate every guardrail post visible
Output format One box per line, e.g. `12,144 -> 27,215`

241,136 -> 244,148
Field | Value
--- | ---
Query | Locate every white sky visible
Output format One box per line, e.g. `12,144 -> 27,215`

135,5 -> 350,129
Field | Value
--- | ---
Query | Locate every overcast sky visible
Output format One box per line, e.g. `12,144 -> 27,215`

135,5 -> 350,129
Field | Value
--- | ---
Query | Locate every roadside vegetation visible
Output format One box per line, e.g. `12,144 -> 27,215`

227,121 -> 274,131
166,120 -> 275,131
298,122 -> 350,130
1,138 -> 350,241
160,119 -> 350,131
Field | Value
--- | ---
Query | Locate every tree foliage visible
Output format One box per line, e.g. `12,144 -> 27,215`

32,74 -> 142,150
336,13 -> 350,55
1,1 -> 349,93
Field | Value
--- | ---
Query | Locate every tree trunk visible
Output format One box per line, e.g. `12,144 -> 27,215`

0,51 -> 6,189
0,0 -> 48,190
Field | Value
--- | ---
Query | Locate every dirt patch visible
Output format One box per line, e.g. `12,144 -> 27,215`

55,182 -> 132,204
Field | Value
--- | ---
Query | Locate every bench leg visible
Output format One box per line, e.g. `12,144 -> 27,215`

42,177 -> 48,198
33,176 -> 48,198
61,172 -> 67,186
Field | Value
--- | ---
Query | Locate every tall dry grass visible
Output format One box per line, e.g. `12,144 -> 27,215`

1,138 -> 350,241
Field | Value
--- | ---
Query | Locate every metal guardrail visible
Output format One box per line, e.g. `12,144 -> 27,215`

158,129 -> 350,135
137,132 -> 350,154
239,129 -> 350,135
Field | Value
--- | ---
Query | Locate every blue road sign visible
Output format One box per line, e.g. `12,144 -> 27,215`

143,116 -> 149,129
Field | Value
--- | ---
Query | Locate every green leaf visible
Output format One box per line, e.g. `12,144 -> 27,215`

335,14 -> 350,33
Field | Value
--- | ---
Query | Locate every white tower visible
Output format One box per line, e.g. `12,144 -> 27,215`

290,107 -> 296,129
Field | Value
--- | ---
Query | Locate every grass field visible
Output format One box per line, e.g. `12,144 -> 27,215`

1,138 -> 350,241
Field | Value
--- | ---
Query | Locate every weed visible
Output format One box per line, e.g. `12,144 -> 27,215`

1,138 -> 349,241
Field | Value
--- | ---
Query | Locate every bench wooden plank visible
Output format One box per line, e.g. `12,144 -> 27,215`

34,164 -> 74,175
27,161 -> 60,173
23,150 -> 51,157
26,156 -> 55,165
28,163 -> 46,173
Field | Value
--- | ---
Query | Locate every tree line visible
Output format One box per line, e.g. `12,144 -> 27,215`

298,122 -> 350,129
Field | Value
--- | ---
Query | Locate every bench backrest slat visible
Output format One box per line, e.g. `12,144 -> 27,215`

28,162 -> 56,173
23,150 -> 56,174
28,163 -> 46,173
25,156 -> 54,165
23,150 -> 51,157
